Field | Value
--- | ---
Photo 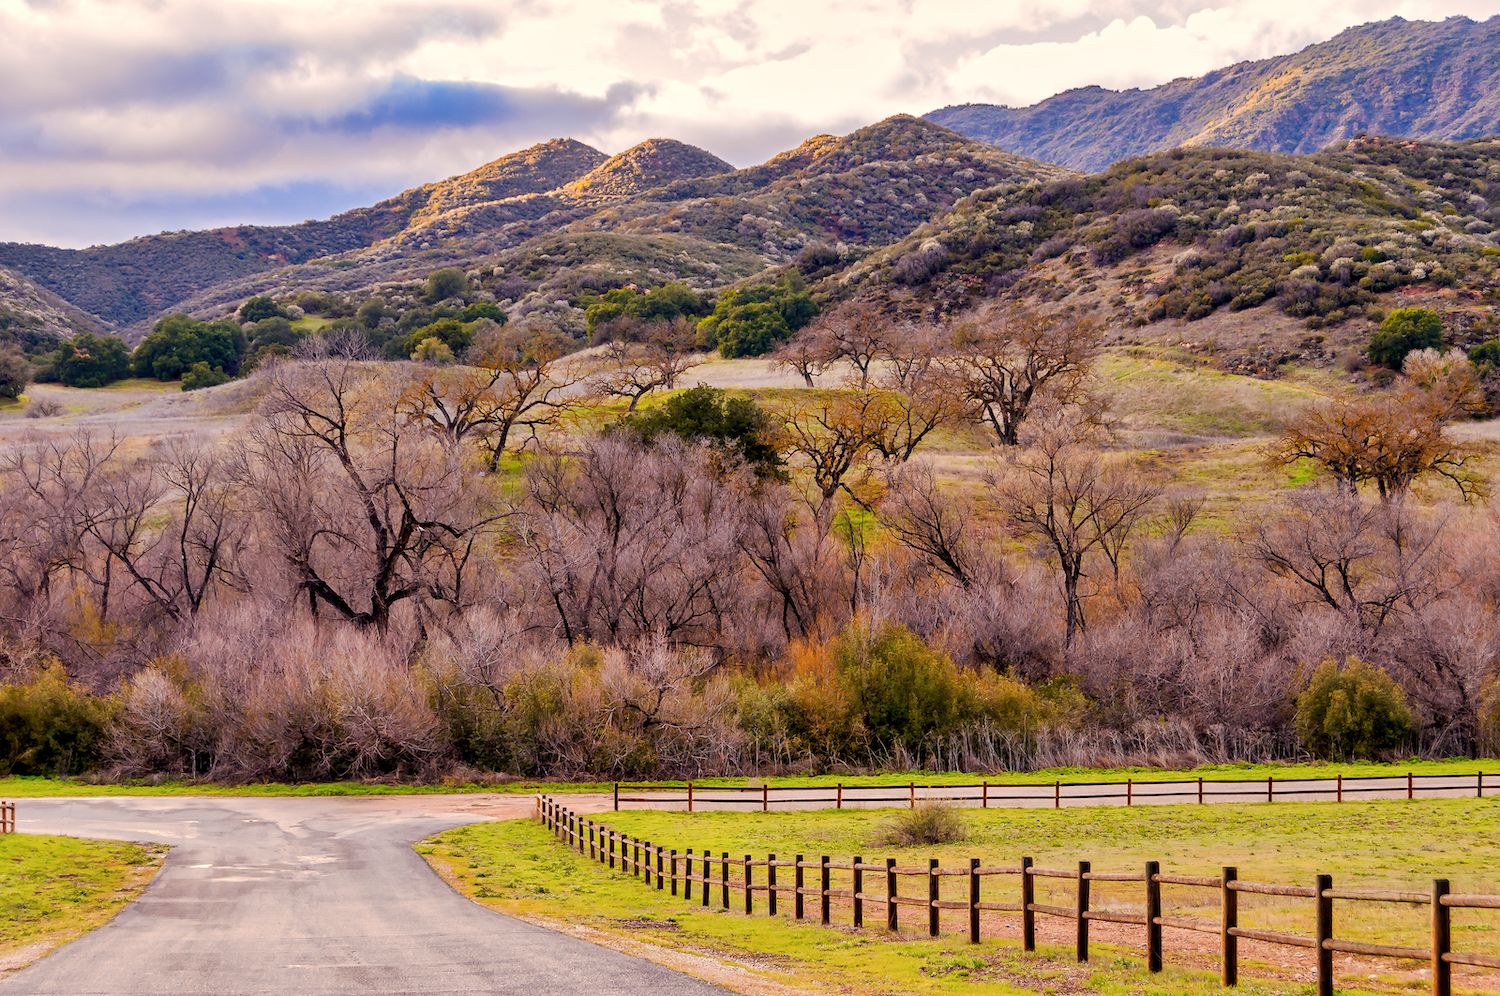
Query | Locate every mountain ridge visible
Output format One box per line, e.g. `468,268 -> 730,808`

927,15 -> 1500,171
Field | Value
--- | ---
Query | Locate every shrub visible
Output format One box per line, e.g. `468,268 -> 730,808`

875,802 -> 969,846
1368,308 -> 1444,369
0,661 -> 113,776
423,267 -> 470,303
181,362 -> 232,391
401,318 -> 473,358
0,345 -> 28,400
53,333 -> 131,387
1294,657 -> 1414,760
616,386 -> 783,478
238,295 -> 286,323
834,623 -> 970,750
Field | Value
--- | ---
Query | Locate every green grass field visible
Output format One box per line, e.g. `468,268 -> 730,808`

424,797 -> 1500,995
0,834 -> 165,974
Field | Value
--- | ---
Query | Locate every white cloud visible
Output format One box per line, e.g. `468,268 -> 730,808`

0,0 -> 1496,246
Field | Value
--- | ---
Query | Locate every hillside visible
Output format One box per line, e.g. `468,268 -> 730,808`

0,267 -> 102,350
840,136 -> 1500,372
927,16 -> 1500,171
136,117 -> 1070,337
0,138 -> 611,330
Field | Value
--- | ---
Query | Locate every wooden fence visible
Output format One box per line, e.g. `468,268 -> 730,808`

538,795 -> 1500,996
613,771 -> 1490,812
0,801 -> 14,834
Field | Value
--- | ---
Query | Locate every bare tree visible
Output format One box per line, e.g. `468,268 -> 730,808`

592,316 -> 701,410
776,391 -> 897,514
87,439 -> 248,623
996,418 -> 1159,649
810,301 -> 892,389
946,303 -> 1104,446
771,332 -> 832,388
1273,385 -> 1482,501
1248,489 -> 1447,635
879,460 -> 976,588
247,358 -> 505,631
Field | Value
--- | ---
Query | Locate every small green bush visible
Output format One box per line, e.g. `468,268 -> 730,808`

181,362 -> 232,391
1368,308 -> 1444,369
423,267 -> 470,303
0,661 -> 113,776
1294,657 -> 1414,760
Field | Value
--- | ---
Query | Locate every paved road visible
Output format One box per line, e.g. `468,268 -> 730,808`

3,795 -> 725,996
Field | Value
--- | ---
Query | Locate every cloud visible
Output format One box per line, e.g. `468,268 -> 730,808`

1,0 -> 1496,247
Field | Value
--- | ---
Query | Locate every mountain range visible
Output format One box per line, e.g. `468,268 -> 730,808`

0,14 -> 1496,366
927,16 -> 1500,171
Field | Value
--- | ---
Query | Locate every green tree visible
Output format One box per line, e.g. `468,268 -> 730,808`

54,333 -> 132,388
460,301 -> 507,323
617,386 -> 783,477
0,345 -> 29,400
410,336 -> 455,364
132,315 -> 246,381
238,295 -> 286,323
696,275 -> 817,358
1471,339 -> 1500,371
357,297 -> 387,329
584,282 -> 707,335
424,267 -> 470,303
401,318 -> 474,358
181,362 -> 232,391
1368,307 -> 1444,370
833,623 -> 971,749
1294,657 -> 1415,760
0,662 -> 113,776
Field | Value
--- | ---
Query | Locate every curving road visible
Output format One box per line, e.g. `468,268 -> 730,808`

3,795 -> 725,996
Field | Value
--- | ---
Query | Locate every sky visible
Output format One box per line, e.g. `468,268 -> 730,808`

3,0 -> 1498,248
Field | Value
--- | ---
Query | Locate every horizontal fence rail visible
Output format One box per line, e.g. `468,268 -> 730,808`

0,801 -> 13,834
612,771 -> 1490,813
539,794 -> 1500,996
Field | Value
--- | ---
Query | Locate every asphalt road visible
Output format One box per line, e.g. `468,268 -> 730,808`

3,795 -> 725,996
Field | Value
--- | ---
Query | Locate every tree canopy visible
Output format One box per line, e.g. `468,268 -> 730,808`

132,315 -> 246,381
54,333 -> 132,388
696,275 -> 817,358
617,386 -> 783,478
1368,307 -> 1444,369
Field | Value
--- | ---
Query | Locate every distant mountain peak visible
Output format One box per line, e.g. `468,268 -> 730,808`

561,139 -> 733,199
927,15 -> 1500,171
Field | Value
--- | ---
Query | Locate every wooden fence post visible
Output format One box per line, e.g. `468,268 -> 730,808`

1432,878 -> 1451,996
702,849 -> 711,908
608,830 -> 615,870
794,854 -> 805,920
588,824 -> 596,862
1337,773 -> 1343,803
1479,772 -> 1485,799
1315,874 -> 1333,996
763,783 -> 769,812
644,841 -> 652,885
982,781 -> 989,808
853,856 -> 864,928
721,851 -> 730,910
669,849 -> 678,896
1127,778 -> 1133,806
613,782 -> 619,811
684,848 -> 694,901
687,782 -> 694,813
745,855 -> 754,915
820,856 -> 831,924
1221,866 -> 1237,987
837,783 -> 843,810
1145,860 -> 1162,972
1198,776 -> 1204,804
1267,775 -> 1274,803
1054,780 -> 1061,808
1076,861 -> 1091,962
928,858 -> 940,937
1408,771 -> 1415,800
656,845 -> 665,890
968,858 -> 980,944
768,853 -> 777,916
910,782 -> 916,809
1021,857 -> 1035,951
886,858 -> 898,932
